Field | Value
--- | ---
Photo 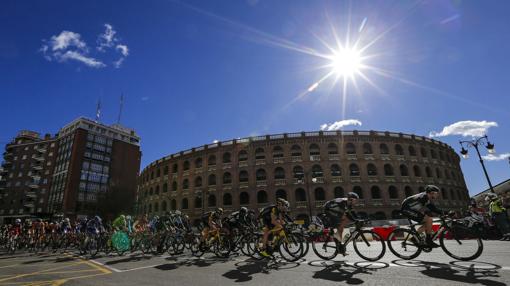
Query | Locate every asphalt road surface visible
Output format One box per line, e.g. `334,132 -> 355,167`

0,241 -> 509,286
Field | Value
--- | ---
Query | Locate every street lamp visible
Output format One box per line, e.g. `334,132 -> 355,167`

459,135 -> 496,193
296,171 -> 316,220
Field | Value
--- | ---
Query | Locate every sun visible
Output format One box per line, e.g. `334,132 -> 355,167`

329,48 -> 362,77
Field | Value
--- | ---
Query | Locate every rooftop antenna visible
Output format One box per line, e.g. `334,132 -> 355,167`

117,93 -> 124,125
95,99 -> 101,123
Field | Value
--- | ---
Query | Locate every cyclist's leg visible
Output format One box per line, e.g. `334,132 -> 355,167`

335,214 -> 347,241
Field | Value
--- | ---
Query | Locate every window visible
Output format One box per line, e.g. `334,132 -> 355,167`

441,188 -> 448,199
171,199 -> 177,210
349,164 -> 360,176
314,188 -> 325,201
172,181 -> 178,191
223,172 -> 232,184
273,146 -> 284,158
363,143 -> 373,154
274,167 -> 285,179
162,201 -> 167,211
239,170 -> 249,183
276,189 -> 287,199
384,164 -> 394,176
400,164 -> 409,176
182,198 -> 189,209
223,193 -> 232,205
431,149 -> 437,159
293,166 -> 304,179
436,168 -> 442,178
371,186 -> 381,199
334,187 -> 344,198
157,169 -> 161,177
327,143 -> 338,155
425,167 -> 432,177
182,179 -> 189,189
389,186 -> 399,199
367,163 -> 377,176
405,186 -> 413,197
154,202 -> 159,212
311,165 -> 323,178
208,155 -> 216,166
353,186 -> 364,199
380,144 -> 389,155
208,174 -> 216,186
420,147 -> 427,157
195,158 -> 203,168
395,144 -> 404,155
240,192 -> 250,205
255,148 -> 265,160
309,144 -> 320,156
172,163 -> 178,173
208,195 -> 216,207
155,185 -> 160,194
331,164 -> 341,176
163,166 -> 169,175
450,189 -> 456,200
163,183 -> 168,193
346,143 -> 356,155
194,197 -> 202,208
295,188 -> 307,201
413,165 -> 422,177
183,161 -> 190,171
195,176 -> 202,187
257,191 -> 268,204
238,150 -> 248,161
256,169 -> 267,181
223,152 -> 231,163
291,145 -> 302,157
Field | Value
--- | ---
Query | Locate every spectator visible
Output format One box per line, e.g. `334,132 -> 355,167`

486,193 -> 510,241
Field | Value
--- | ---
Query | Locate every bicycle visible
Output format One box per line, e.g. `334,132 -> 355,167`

255,223 -> 306,262
386,215 -> 483,261
310,219 -> 386,262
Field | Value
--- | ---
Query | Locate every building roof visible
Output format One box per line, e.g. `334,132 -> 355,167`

472,178 -> 510,199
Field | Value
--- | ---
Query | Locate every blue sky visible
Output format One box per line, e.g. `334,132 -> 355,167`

1,0 -> 509,196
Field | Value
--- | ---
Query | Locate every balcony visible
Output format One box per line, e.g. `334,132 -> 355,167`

328,154 -> 340,161
312,177 -> 324,184
256,180 -> 267,187
380,155 -> 391,161
370,199 -> 384,206
347,154 -> 357,160
23,201 -> 35,208
28,182 -> 40,189
356,199 -> 366,207
310,155 -> 321,162
395,155 -> 405,161
274,179 -> 287,186
2,161 -> 12,168
364,155 -> 375,161
207,166 -> 216,172
389,199 -> 401,207
223,183 -> 232,190
3,152 -> 13,159
238,161 -> 248,168
331,177 -> 343,183
194,167 -> 203,173
350,176 -> 361,183
384,176 -> 396,183
273,157 -> 285,164
222,163 -> 232,170
296,201 -> 308,208
35,146 -> 47,153
315,200 -> 326,208
25,191 -> 37,198
291,156 -> 302,162
182,170 -> 190,177
293,178 -> 304,185
255,159 -> 266,166
239,182 -> 249,188
32,154 -> 45,162
31,164 -> 43,171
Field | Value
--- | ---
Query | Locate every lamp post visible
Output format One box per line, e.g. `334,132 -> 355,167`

459,135 -> 496,193
296,168 -> 317,220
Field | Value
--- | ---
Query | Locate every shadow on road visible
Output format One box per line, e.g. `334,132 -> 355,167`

105,254 -> 153,265
392,260 -> 505,286
309,260 -> 389,285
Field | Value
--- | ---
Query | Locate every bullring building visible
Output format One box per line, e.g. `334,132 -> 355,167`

137,130 -> 469,224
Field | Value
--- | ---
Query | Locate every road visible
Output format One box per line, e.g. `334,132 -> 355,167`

0,241 -> 508,286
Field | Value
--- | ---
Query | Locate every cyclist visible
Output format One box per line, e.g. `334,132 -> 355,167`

86,216 -> 104,235
323,192 -> 361,244
401,185 -> 444,248
486,193 -> 510,241
259,198 -> 290,257
201,208 -> 224,244
133,214 -> 149,233
113,215 -> 128,232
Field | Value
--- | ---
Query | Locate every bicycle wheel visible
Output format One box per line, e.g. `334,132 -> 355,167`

214,237 -> 232,258
311,234 -> 338,260
87,237 -> 99,258
386,228 -> 421,260
440,224 -> 483,261
353,230 -> 386,261
278,233 -> 304,262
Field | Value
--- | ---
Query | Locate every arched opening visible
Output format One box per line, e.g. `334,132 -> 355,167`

208,174 -> 216,186
182,198 -> 189,209
367,163 -> 377,176
171,199 -> 177,210
162,201 -> 167,211
346,143 -> 356,155
257,190 -> 268,204
223,152 -> 231,163
238,150 -> 248,161
295,188 -> 307,201
195,176 -> 202,187
195,157 -> 203,168
240,192 -> 250,205
395,144 -> 404,155
256,168 -> 267,181
182,179 -> 189,189
255,148 -> 265,160
274,167 -> 285,179
405,186 -> 413,197
309,143 -> 320,156
353,186 -> 364,199
311,164 -> 323,178
276,189 -> 287,199
194,197 -> 202,208
273,146 -> 284,158
327,143 -> 338,155
314,188 -> 325,201
223,172 -> 232,184
389,186 -> 399,199
208,195 -> 216,207
239,170 -> 249,182
371,186 -> 381,199
380,143 -> 389,155
384,164 -> 394,176
413,165 -> 421,177
349,163 -> 360,176
223,193 -> 232,206
408,146 -> 417,156
208,155 -> 216,166
400,164 -> 409,176
334,186 -> 344,198
291,145 -> 302,157
331,164 -> 341,176
363,143 -> 373,154
183,160 -> 190,171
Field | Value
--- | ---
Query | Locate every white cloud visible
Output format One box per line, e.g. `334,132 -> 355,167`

429,120 -> 498,138
116,44 -> 129,56
141,96 -> 149,101
48,31 -> 87,51
482,153 -> 510,161
97,24 -> 117,51
40,23 -> 129,69
56,50 -> 105,68
320,119 -> 362,131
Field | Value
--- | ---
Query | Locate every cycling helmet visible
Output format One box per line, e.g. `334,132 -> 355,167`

120,214 -> 126,220
174,210 -> 182,216
347,192 -> 360,199
424,185 -> 440,193
153,215 -> 159,220
216,208 -> 224,215
485,193 -> 497,201
64,218 -> 70,223
94,216 -> 102,223
239,207 -> 248,214
277,198 -> 290,209
126,215 -> 132,221
15,218 -> 21,224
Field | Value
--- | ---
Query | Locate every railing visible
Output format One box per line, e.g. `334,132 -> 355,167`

331,177 -> 343,183
296,201 -> 308,208
256,180 -> 267,187
238,161 -> 248,167
380,155 -> 391,161
32,154 -> 45,161
208,166 -> 216,172
328,154 -> 340,161
255,159 -> 266,165
312,177 -> 324,184
273,157 -> 285,164
222,163 -> 232,169
291,156 -> 302,162
315,200 -> 325,208
274,179 -> 287,186
310,155 -> 321,161
239,182 -> 249,188
389,199 -> 400,206
194,167 -> 203,173
293,178 -> 304,185
347,154 -> 357,160
223,183 -> 232,189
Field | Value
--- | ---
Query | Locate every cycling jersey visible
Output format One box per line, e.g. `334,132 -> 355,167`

259,205 -> 283,228
323,198 -> 358,227
112,216 -> 127,230
201,211 -> 221,227
401,192 -> 443,222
